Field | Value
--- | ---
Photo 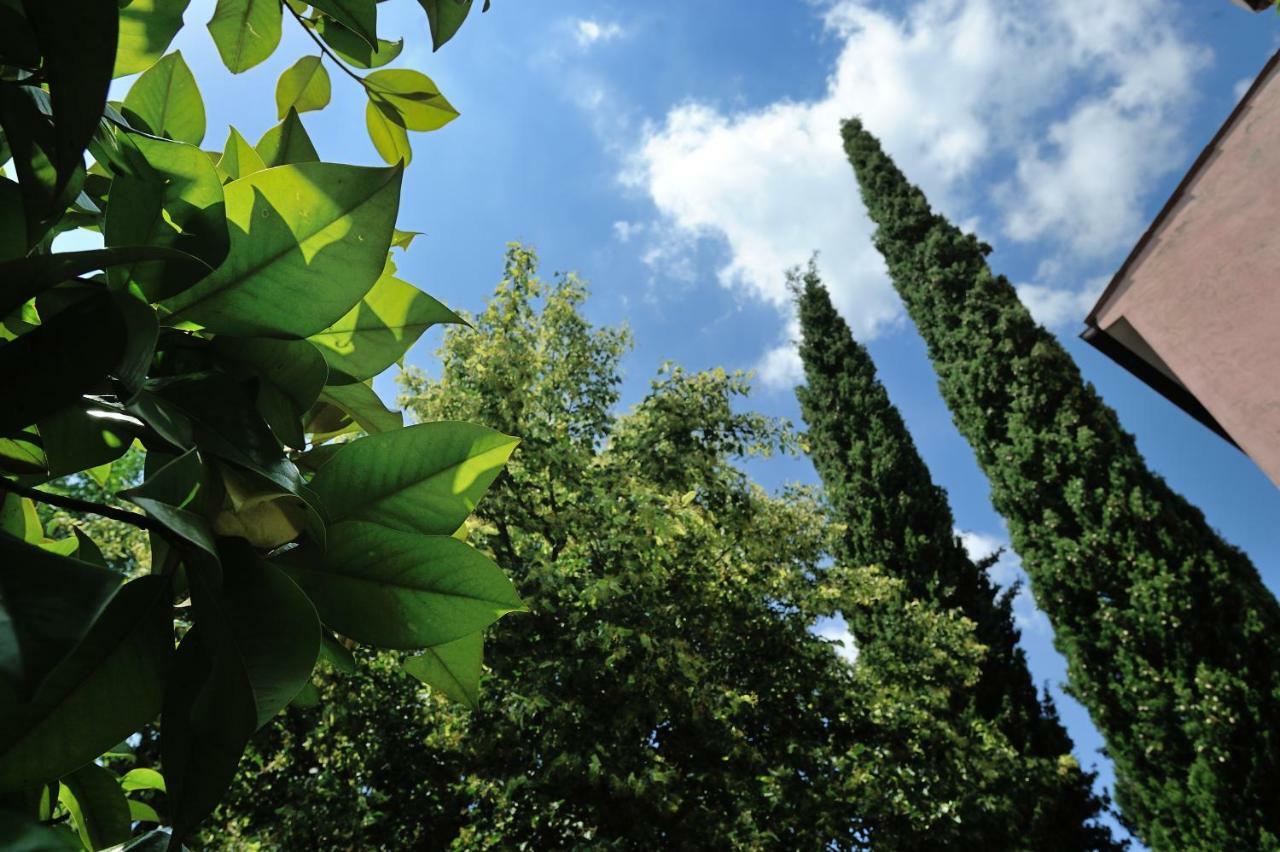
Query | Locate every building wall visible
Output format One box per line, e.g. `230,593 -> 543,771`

1094,55 -> 1280,485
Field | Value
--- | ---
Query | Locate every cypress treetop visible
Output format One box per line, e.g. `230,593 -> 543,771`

794,266 -> 1119,850
841,118 -> 1280,851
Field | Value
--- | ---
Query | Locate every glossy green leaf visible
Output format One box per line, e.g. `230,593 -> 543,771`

313,16 -> 402,69
156,375 -> 301,494
308,0 -> 376,48
216,127 -> 266,182
0,177 -> 25,261
318,631 -> 356,673
59,763 -> 131,850
0,532 -> 122,702
390,228 -> 421,251
309,421 -> 518,534
119,448 -> 219,558
160,162 -> 403,338
120,767 -> 166,794
0,246 -> 203,318
403,630 -> 483,708
418,0 -> 473,51
37,399 -> 143,477
126,799 -> 161,824
104,134 -> 229,302
275,55 -> 331,119
281,520 -> 522,649
115,0 -> 192,77
121,52 -> 206,145
0,810 -> 80,850
365,99 -> 412,165
0,576 -> 172,791
0,293 -> 127,438
21,1 -> 117,196
213,336 -> 328,449
0,86 -> 80,243
316,382 -> 403,435
164,545 -> 318,840
255,109 -> 319,168
365,69 -> 458,131
207,0 -> 283,73
309,263 -> 460,379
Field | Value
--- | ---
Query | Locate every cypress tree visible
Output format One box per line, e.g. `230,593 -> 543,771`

840,118 -> 1280,850
794,267 -> 1119,850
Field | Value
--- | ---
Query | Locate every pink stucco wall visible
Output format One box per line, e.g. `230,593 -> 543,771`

1094,55 -> 1280,486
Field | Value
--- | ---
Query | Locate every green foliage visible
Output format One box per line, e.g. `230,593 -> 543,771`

206,247 -> 1072,849
793,266 -> 1120,850
0,2 -> 511,848
842,118 -> 1280,851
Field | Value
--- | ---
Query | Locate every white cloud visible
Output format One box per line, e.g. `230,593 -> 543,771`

755,318 -> 805,388
1234,76 -> 1253,102
613,220 -> 643,243
814,614 -> 859,664
1016,276 -> 1107,329
622,0 -> 1208,358
958,528 -> 1051,638
574,19 -> 625,48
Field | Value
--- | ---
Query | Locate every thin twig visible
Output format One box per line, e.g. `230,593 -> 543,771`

0,479 -> 163,533
286,4 -> 369,88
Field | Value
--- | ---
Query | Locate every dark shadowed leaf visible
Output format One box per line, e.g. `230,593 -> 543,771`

59,763 -> 131,850
418,0 -> 473,51
308,0 -> 377,47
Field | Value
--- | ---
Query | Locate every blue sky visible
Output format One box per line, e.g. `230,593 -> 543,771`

140,1 -> 1278,843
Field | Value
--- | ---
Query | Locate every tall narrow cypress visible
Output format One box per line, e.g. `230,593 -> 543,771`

840,118 -> 1280,850
794,267 -> 1119,850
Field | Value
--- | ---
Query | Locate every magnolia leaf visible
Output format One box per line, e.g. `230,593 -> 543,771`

207,0 -> 283,73
127,799 -> 161,824
256,109 -> 319,168
119,448 -> 219,558
418,0 -> 473,51
115,0 -> 191,77
308,0 -> 377,48
365,99 -> 412,165
275,55 -> 331,119
59,763 -> 131,850
309,421 -> 518,534
316,382 -> 403,435
0,576 -> 172,791
217,127 -> 266,182
403,631 -> 483,708
309,262 -> 461,379
120,768 -> 166,794
213,336 -> 328,449
160,162 -> 402,338
121,52 -> 206,145
313,16 -> 402,69
280,520 -> 523,649
364,69 -> 458,132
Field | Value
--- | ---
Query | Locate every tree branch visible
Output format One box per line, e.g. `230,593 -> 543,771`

0,479 -> 163,533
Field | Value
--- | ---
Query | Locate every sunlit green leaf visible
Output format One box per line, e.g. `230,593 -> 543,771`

316,381 -> 403,435
309,421 -> 518,534
275,55 -> 331,119
127,799 -> 161,824
160,162 -> 403,338
207,0 -> 283,73
365,69 -> 458,132
403,630 -> 483,708
217,127 -> 266,182
365,99 -> 412,165
121,52 -> 206,145
255,109 -> 319,168
115,0 -> 192,77
309,260 -> 461,379
281,520 -> 522,649
120,767 -> 166,794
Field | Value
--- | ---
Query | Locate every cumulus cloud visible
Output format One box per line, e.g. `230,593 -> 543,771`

814,614 -> 859,664
1016,276 -> 1107,329
622,0 -> 1208,374
958,528 -> 1051,638
574,19 -> 625,48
